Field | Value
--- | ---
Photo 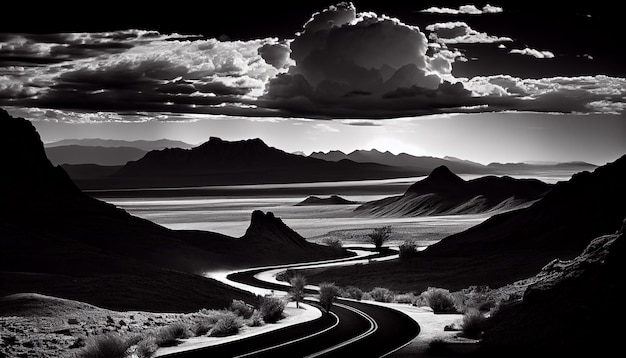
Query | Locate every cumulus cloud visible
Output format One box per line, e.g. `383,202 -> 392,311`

258,41 -> 293,69
421,4 -> 503,15
509,48 -> 555,59
426,22 -> 512,44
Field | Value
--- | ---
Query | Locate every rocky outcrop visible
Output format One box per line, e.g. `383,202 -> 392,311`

481,219 -> 625,355
295,195 -> 357,206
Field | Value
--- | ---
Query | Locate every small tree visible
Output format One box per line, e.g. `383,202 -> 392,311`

289,274 -> 307,309
368,226 -> 392,251
319,282 -> 339,313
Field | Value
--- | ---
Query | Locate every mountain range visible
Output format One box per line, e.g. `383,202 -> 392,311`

0,109 -> 345,311
310,149 -> 597,175
45,145 -> 147,166
79,137 -> 426,189
295,195 -> 357,206
355,166 -> 551,216
45,138 -> 194,151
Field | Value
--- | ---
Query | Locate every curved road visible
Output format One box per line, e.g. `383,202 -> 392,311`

168,247 -> 420,357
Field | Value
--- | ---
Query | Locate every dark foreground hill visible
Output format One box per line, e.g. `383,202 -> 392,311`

81,137 -> 425,189
304,154 -> 626,292
0,108 -> 346,311
480,220 -> 625,355
355,166 -> 551,216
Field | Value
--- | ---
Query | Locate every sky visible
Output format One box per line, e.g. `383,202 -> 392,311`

1,1 -> 624,164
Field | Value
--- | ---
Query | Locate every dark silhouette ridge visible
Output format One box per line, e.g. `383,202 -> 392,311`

0,108 -> 346,311
75,137 -> 427,189
295,195 -> 357,206
304,154 -> 626,293
355,165 -> 551,217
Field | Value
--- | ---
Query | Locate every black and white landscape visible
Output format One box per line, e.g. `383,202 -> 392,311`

1,1 -> 625,357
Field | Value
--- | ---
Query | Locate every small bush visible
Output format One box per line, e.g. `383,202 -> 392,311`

260,296 -> 286,323
289,274 -> 307,309
79,334 -> 130,358
398,240 -> 418,261
460,308 -> 487,339
248,310 -> 264,327
136,337 -> 157,358
191,320 -> 212,336
154,323 -> 190,347
210,315 -> 243,337
230,299 -> 254,319
319,282 -> 339,312
341,286 -> 364,300
394,292 -> 417,305
422,287 -> 457,313
369,287 -> 395,303
323,238 -> 344,252
361,292 -> 373,301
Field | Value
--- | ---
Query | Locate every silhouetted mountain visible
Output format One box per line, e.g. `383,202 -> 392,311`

310,149 -> 488,174
45,138 -> 193,151
481,221 -> 625,355
93,137 -> 424,189
0,108 -> 345,311
355,166 -> 550,217
295,195 -> 357,206
303,155 -> 626,293
45,145 -> 147,165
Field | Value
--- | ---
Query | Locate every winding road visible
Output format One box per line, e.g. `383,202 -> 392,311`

167,247 -> 420,357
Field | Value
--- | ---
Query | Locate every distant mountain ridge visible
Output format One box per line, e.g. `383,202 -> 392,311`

310,149 -> 597,175
89,137 -> 425,189
355,166 -> 551,217
45,138 -> 194,151
45,145 -> 147,165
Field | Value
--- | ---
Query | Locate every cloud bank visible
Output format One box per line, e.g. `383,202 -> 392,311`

0,3 -> 624,120
421,4 -> 503,15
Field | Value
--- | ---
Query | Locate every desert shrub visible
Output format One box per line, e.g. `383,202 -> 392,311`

289,274 -> 307,308
341,286 -> 364,300
428,338 -> 448,355
422,287 -> 457,313
394,292 -> 417,305
154,322 -> 190,347
398,240 -> 418,261
210,315 -> 243,337
79,334 -> 130,358
136,337 -> 157,358
248,310 -> 264,327
452,286 -> 499,313
460,308 -> 487,339
260,296 -> 286,323
323,238 -> 344,252
369,287 -> 395,303
361,292 -> 373,301
191,319 -> 212,336
230,299 -> 254,319
368,226 -> 392,251
319,282 -> 339,312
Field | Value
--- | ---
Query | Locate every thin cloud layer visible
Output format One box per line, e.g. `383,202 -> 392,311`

509,48 -> 555,59
426,22 -> 513,44
0,3 -> 624,120
421,4 -> 503,15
